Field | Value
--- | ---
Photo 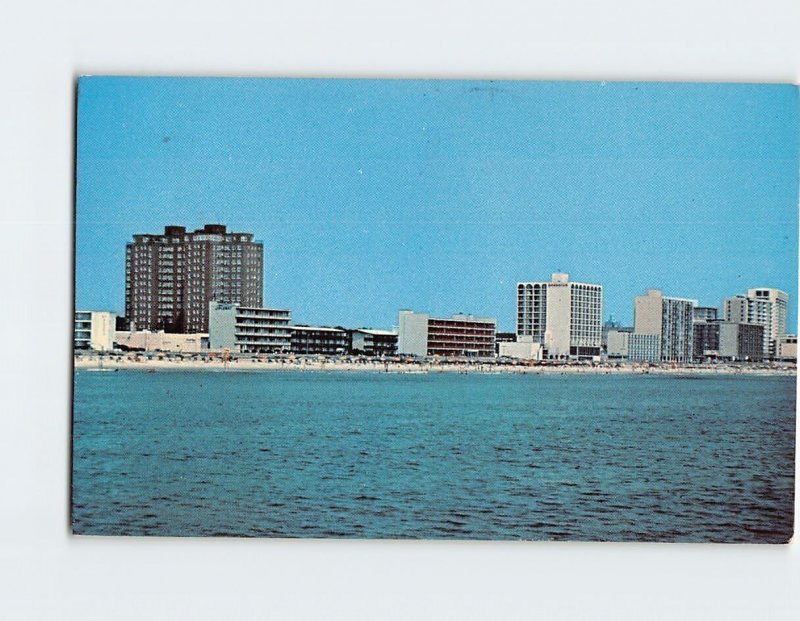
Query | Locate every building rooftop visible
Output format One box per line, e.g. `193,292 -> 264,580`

209,302 -> 291,313
131,224 -> 258,239
517,273 -> 602,288
291,325 -> 346,333
399,310 -> 495,323
447,314 -> 496,323
639,289 -> 697,304
354,328 -> 398,336
237,305 -> 292,313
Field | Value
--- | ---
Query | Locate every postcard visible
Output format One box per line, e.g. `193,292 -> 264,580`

73,77 -> 797,541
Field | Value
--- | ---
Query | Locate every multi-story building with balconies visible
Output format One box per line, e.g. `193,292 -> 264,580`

348,329 -> 398,356
630,289 -> 695,363
397,310 -> 497,358
693,306 -> 719,322
290,326 -> 349,356
74,310 -> 116,351
208,302 -> 291,353
125,224 -> 263,333
693,320 -> 763,362
724,288 -> 789,359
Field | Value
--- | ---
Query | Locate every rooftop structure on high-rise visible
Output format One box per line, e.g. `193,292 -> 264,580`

125,224 -> 263,333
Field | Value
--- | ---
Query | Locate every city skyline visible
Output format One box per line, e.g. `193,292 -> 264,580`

76,77 -> 798,332
82,219 -> 795,335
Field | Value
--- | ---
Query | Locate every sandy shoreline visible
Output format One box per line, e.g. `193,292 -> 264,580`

74,355 -> 797,377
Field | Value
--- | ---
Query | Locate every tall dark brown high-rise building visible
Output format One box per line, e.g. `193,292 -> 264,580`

125,224 -> 263,333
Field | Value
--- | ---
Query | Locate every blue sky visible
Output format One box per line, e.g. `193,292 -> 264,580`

76,77 -> 798,332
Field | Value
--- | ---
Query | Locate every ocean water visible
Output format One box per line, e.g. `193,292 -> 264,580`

72,370 -> 796,542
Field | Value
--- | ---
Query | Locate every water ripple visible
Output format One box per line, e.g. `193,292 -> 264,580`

72,371 -> 796,542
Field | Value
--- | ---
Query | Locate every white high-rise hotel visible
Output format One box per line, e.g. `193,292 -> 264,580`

724,288 -> 789,358
516,273 -> 603,359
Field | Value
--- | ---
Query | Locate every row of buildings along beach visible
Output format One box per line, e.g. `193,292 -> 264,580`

75,224 -> 797,363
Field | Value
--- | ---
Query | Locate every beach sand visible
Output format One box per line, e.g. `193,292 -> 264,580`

73,355 -> 797,377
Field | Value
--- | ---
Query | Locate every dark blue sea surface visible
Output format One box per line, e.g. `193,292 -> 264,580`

72,371 -> 796,542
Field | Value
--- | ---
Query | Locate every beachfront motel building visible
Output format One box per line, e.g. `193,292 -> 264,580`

290,326 -> 349,356
208,301 -> 292,354
516,273 -> 603,360
349,328 -> 399,356
74,310 -> 116,351
629,289 -> 695,363
398,310 -> 497,358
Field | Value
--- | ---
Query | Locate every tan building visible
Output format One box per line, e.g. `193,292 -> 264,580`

115,330 -> 208,353
631,289 -> 696,362
516,273 -> 603,360
606,328 -> 632,359
778,336 -> 797,361
634,289 -> 664,336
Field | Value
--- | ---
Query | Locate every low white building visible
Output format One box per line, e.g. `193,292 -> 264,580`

498,337 -> 542,361
209,302 -> 292,353
350,329 -> 398,356
115,330 -> 208,353
74,311 -> 116,351
606,329 -> 632,359
778,336 -> 797,361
